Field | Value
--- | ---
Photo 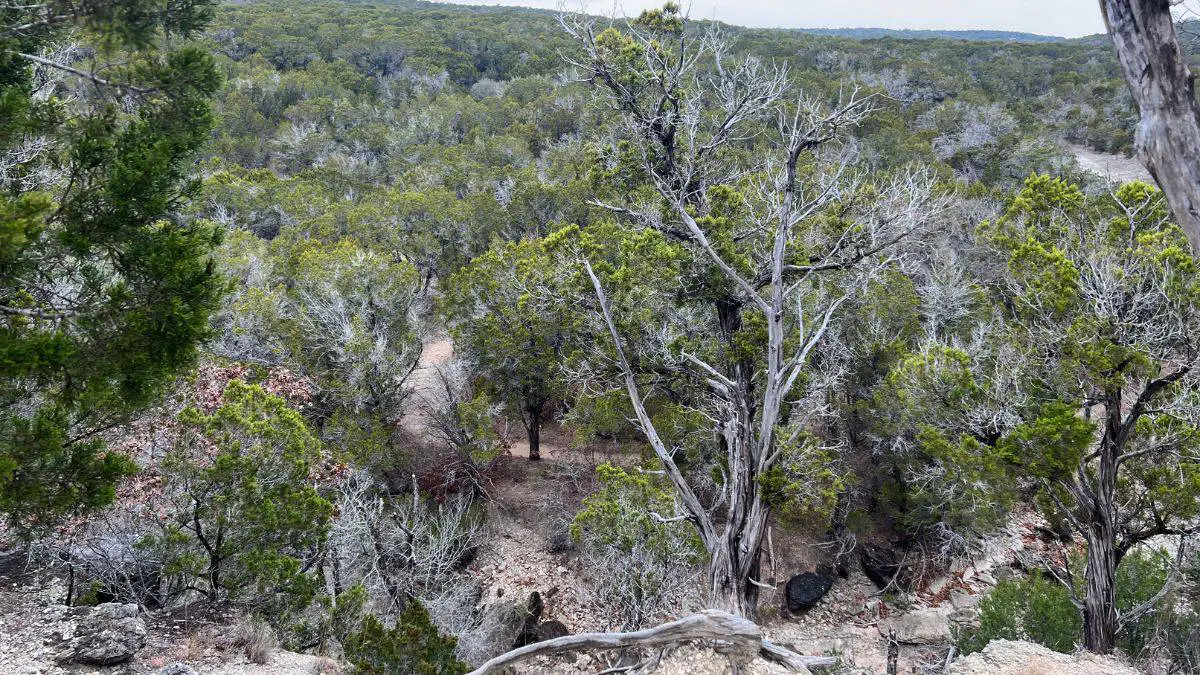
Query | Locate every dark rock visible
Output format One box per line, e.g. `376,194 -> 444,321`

860,544 -> 915,590
545,520 -> 575,554
535,620 -> 569,641
785,572 -> 834,612
512,591 -> 545,648
58,602 -> 146,665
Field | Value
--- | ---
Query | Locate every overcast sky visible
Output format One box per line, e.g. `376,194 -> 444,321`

437,0 -> 1108,38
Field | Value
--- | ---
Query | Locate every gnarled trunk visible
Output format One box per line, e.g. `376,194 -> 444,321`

706,522 -> 765,620
1101,0 -> 1200,250
1084,527 -> 1118,654
1082,389 -> 1123,654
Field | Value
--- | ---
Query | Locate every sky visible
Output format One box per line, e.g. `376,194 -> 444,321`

435,0 -> 1108,38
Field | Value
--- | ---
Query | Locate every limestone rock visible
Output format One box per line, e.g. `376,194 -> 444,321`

878,608 -> 951,645
57,602 -> 146,665
948,639 -> 1138,675
154,663 -> 199,675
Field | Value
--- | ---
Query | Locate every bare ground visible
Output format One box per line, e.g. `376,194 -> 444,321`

1070,144 -> 1152,184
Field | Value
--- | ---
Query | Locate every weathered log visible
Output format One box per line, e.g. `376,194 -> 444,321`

466,610 -> 837,674
1100,0 -> 1200,250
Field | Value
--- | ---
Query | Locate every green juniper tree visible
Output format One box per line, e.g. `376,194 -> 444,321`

444,238 -> 576,461
884,175 -> 1200,654
151,380 -> 332,611
1,0 -> 224,535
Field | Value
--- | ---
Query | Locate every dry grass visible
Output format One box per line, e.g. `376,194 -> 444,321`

229,615 -> 278,665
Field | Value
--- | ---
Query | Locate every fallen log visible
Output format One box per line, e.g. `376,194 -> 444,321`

466,610 -> 838,674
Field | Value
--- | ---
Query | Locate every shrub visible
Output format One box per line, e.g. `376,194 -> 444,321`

955,574 -> 1080,655
957,548 -> 1179,660
144,381 -> 333,617
343,601 -> 468,674
231,615 -> 278,665
1115,547 -> 1172,659
571,463 -> 703,629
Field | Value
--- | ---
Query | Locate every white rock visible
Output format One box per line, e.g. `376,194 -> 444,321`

949,639 -> 1137,674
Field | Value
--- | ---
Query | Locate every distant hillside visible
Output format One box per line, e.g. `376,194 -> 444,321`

789,27 -> 1065,42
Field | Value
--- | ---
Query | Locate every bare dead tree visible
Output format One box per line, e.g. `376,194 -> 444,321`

562,5 -> 944,618
1100,0 -> 1200,249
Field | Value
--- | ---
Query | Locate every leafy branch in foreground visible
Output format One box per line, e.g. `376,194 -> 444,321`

1,0 -> 224,536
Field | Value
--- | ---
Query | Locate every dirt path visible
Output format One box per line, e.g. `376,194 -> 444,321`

398,334 -> 454,437
1070,144 -> 1152,183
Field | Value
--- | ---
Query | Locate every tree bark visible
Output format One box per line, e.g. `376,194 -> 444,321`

526,406 -> 541,461
1081,388 -> 1124,654
465,610 -> 837,674
1100,0 -> 1200,250
1084,527 -> 1118,653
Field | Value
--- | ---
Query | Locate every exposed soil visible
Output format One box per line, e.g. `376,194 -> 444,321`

1070,144 -> 1152,184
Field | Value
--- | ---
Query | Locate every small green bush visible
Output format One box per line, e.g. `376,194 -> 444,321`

144,381 -> 333,618
343,600 -> 467,675
955,574 -> 1080,655
1115,547 -> 1172,659
957,548 -> 1179,660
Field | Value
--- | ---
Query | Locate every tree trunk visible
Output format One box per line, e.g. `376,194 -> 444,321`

1084,528 -> 1118,654
1082,389 -> 1123,654
526,406 -> 541,461
707,549 -> 749,618
706,531 -> 764,620
1100,0 -> 1200,250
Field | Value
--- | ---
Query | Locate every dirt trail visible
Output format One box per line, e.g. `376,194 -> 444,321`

400,333 -> 566,459
1070,144 -> 1152,184
398,333 -> 454,437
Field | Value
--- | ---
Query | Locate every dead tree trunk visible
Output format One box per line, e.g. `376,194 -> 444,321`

1100,0 -> 1200,249
466,610 -> 838,674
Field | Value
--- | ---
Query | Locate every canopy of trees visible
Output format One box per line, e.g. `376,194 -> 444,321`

3,0 -> 1199,672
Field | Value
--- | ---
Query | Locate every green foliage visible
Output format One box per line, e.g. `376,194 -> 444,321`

343,602 -> 467,675
285,583 -> 369,653
149,381 -> 332,615
956,574 -> 1081,655
1115,547 -> 1173,658
957,548 -> 1181,659
571,463 -> 704,628
572,463 -> 702,556
443,236 -> 580,456
758,430 -> 848,525
872,344 -> 1018,538
997,403 -> 1094,481
0,0 -> 224,536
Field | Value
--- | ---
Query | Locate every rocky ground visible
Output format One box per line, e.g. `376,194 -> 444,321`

0,553 -> 337,674
0,453 -> 1146,675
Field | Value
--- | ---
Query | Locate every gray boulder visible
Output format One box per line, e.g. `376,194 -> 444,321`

878,607 -> 951,645
58,602 -> 147,665
154,664 -> 199,675
948,639 -> 1137,674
